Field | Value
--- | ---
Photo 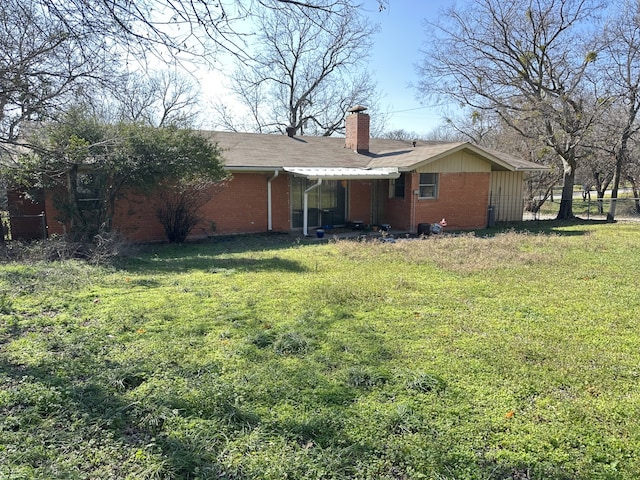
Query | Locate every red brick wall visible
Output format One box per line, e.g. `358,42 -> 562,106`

40,186 -> 157,240
270,174 -> 290,232
414,172 -> 490,230
110,172 -> 290,243
196,173 -> 290,235
384,172 -> 490,232
7,189 -> 47,240
112,190 -> 166,242
383,178 -> 411,229
348,180 -> 372,224
42,187 -> 66,237
39,170 -> 491,242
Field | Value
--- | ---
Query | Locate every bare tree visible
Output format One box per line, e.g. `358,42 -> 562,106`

214,1 -> 380,135
110,69 -> 202,127
381,129 -> 421,141
585,0 -> 640,220
1,0 -> 382,153
0,0 -> 112,156
417,0 -> 606,219
442,109 -> 500,145
38,0 -> 386,64
575,145 -> 613,213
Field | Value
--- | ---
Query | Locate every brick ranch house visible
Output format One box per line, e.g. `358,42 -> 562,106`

9,107 -> 546,242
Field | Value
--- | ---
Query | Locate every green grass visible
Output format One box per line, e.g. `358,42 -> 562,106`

1,223 -> 640,479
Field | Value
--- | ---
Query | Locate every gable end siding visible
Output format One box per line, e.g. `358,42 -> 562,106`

415,151 -> 492,173
490,171 -> 524,222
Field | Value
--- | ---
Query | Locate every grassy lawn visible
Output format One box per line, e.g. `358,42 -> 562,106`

1,221 -> 640,479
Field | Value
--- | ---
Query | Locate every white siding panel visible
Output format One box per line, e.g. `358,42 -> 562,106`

490,171 -> 524,221
416,152 -> 491,173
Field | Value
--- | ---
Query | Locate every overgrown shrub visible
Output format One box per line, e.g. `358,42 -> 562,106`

0,230 -> 133,264
155,179 -> 228,243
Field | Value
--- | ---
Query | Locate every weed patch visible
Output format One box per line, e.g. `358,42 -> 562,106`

273,331 -> 312,355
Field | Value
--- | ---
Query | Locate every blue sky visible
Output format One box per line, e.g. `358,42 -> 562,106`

364,0 -> 454,135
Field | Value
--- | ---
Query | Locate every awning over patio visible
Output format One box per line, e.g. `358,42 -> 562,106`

283,167 -> 400,180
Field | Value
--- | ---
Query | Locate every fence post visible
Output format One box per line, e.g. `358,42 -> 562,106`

40,212 -> 47,240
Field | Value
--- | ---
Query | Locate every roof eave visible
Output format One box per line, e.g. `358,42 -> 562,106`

514,165 -> 552,172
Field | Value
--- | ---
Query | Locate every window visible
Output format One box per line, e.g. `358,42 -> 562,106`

389,173 -> 405,198
419,173 -> 438,198
76,173 -> 102,210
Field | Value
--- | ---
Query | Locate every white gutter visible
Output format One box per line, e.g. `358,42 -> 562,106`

283,166 -> 400,180
303,179 -> 322,236
225,166 -> 284,172
267,169 -> 279,231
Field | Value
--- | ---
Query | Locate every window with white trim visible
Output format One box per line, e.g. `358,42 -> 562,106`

419,173 -> 438,198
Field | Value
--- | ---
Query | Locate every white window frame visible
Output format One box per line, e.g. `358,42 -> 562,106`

418,173 -> 438,199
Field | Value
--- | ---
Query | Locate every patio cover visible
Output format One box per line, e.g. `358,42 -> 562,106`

282,167 -> 400,236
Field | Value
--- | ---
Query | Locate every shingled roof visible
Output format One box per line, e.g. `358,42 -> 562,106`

203,131 -> 546,173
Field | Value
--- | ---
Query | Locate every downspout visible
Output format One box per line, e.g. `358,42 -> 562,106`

267,169 -> 279,231
410,191 -> 415,234
410,172 -> 418,234
303,179 -> 322,236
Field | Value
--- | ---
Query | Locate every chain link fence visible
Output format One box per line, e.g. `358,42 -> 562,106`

524,196 -> 640,221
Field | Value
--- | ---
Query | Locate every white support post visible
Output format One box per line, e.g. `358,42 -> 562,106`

267,170 -> 279,231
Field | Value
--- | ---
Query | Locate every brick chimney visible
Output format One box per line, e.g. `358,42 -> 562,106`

345,105 -> 370,153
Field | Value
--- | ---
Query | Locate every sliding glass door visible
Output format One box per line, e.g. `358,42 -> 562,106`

290,177 -> 346,229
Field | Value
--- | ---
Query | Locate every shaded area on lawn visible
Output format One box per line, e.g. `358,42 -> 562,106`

479,218 -> 611,237
121,233 -> 310,275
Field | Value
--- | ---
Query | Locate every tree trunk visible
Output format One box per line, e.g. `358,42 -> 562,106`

596,192 -> 605,214
629,176 -> 640,214
606,156 -> 622,222
556,162 -> 576,220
